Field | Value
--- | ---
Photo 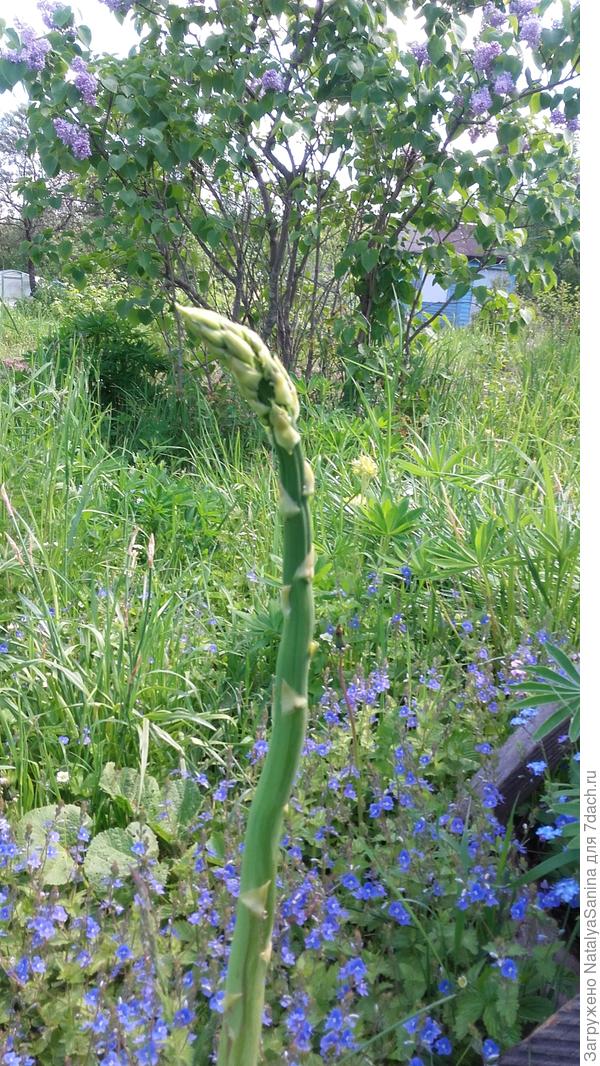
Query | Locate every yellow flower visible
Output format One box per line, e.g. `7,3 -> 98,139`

351,454 -> 378,481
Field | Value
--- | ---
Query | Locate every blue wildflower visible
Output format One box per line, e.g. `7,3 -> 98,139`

420,1017 -> 442,1047
389,901 -> 411,925
173,1006 -> 194,1027
248,739 -> 268,764
115,943 -> 133,963
320,1007 -> 357,1056
435,1036 -> 453,1055
500,958 -> 518,980
340,873 -> 361,894
483,1037 -> 500,1060
482,782 -> 502,809
510,896 -> 528,921
536,825 -> 563,841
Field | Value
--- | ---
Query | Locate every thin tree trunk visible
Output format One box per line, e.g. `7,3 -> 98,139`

27,257 -> 37,295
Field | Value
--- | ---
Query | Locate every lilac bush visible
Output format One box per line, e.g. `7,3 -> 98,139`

509,0 -> 537,16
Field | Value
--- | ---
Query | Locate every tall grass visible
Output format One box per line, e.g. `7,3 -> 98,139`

0,305 -> 579,817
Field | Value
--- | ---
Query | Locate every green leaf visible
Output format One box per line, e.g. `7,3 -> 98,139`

17,804 -> 92,886
120,188 -> 139,208
114,94 -> 135,114
77,23 -> 92,47
149,778 -> 203,842
99,762 -> 161,815
0,57 -> 27,92
529,92 -> 542,114
141,127 -> 164,145
427,37 -> 446,64
514,847 -> 579,886
361,246 -> 379,272
520,995 -> 553,1023
101,74 -> 119,94
53,5 -> 73,28
498,123 -> 521,146
207,829 -> 226,862
109,153 -> 128,171
532,705 -> 571,741
495,980 -> 519,1026
347,55 -> 365,79
546,643 -> 580,684
84,823 -> 159,885
214,159 -> 229,179
454,989 -> 484,1038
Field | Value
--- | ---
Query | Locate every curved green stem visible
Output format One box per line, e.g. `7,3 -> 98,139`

217,440 -> 314,1065
174,305 -> 314,1066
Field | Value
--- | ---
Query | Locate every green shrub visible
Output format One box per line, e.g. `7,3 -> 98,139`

43,308 -> 169,409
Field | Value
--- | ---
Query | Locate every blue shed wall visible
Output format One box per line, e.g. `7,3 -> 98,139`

419,263 -> 515,328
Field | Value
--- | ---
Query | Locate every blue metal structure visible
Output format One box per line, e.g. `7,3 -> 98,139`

420,261 -> 516,327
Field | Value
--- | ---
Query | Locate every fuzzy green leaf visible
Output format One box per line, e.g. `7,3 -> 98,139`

84,822 -> 159,885
17,804 -> 92,886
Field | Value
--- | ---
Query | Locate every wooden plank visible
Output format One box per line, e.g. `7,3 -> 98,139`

469,702 -> 567,822
466,706 -> 579,1064
498,994 -> 580,1065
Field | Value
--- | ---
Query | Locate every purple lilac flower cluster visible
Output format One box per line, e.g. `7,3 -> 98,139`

38,1 -> 66,29
2,23 -> 51,71
510,0 -> 537,15
494,71 -> 516,95
520,15 -> 542,48
53,118 -> 92,160
473,40 -> 502,72
483,2 -> 507,28
471,86 -> 493,116
410,42 -> 429,65
100,0 -> 134,13
71,57 -> 98,106
261,68 -> 285,93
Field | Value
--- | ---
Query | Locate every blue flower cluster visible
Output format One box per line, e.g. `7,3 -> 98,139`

0,608 -> 579,1062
